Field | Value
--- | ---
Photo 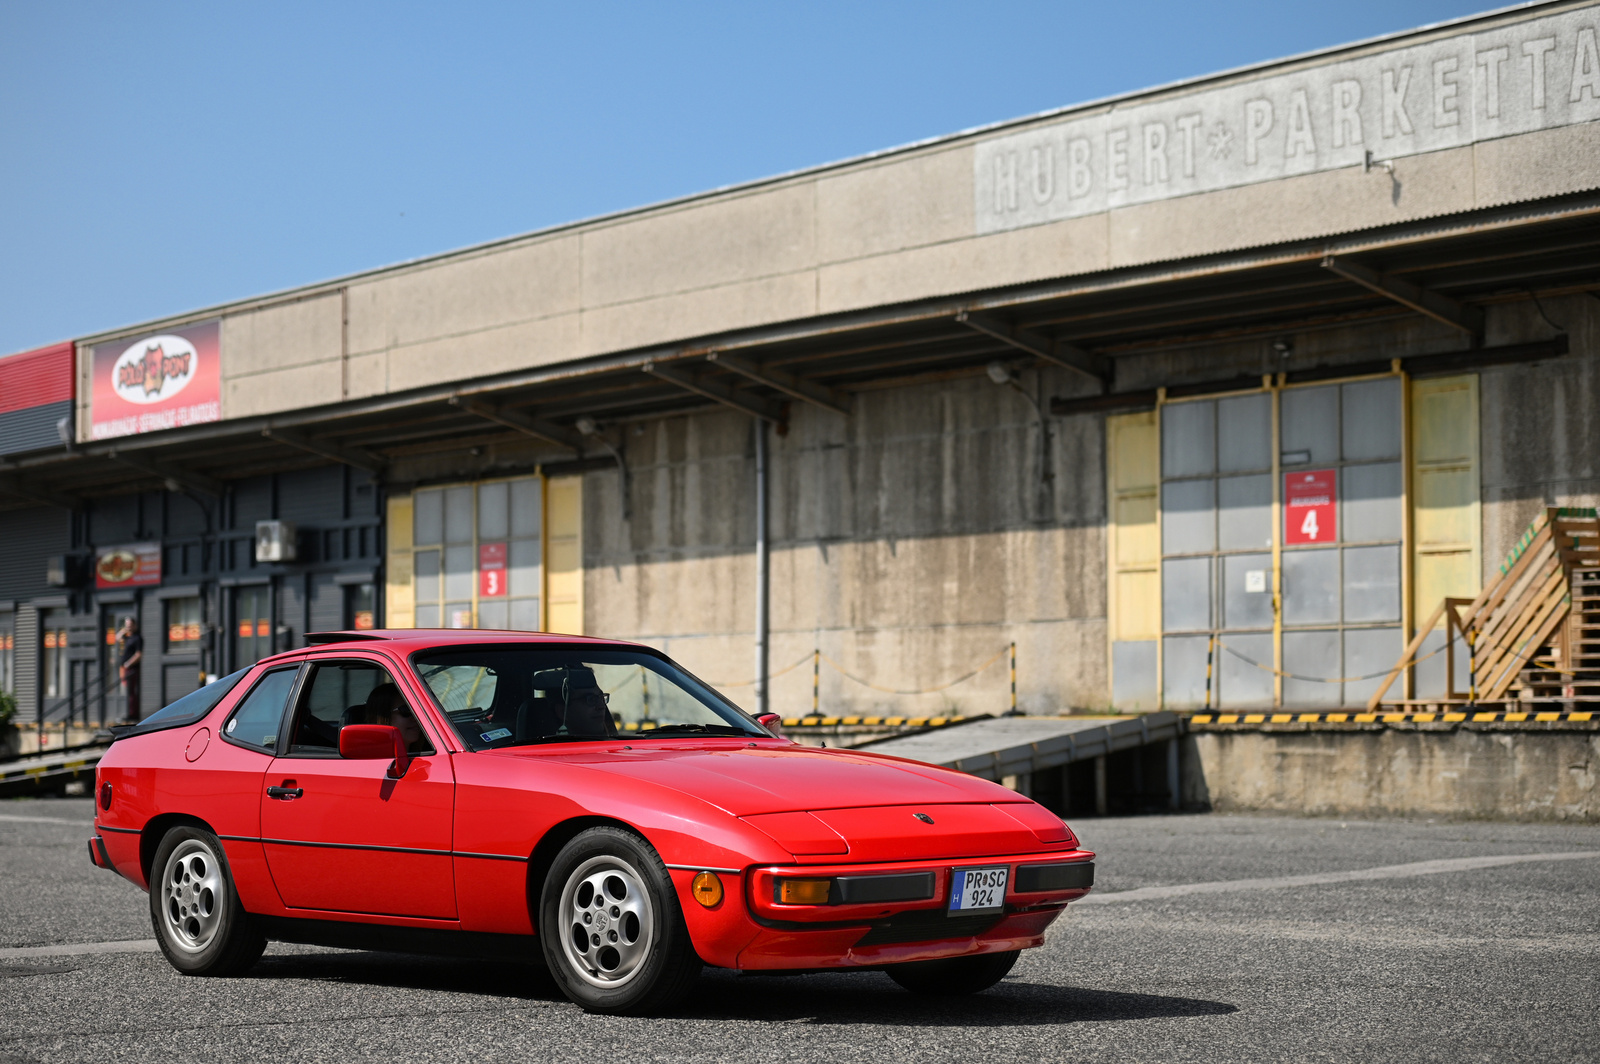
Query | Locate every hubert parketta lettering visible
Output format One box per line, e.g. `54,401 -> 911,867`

975,5 -> 1600,233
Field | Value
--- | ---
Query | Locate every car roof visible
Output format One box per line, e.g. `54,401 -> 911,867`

293,629 -> 649,656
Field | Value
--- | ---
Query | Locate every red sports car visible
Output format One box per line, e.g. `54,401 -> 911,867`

89,631 -> 1094,1013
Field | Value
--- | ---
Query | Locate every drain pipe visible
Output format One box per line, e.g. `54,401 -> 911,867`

754,419 -> 770,716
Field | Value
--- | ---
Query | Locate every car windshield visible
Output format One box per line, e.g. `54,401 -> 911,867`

411,645 -> 766,750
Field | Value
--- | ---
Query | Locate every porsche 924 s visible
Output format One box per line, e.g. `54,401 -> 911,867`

89,631 -> 1094,1013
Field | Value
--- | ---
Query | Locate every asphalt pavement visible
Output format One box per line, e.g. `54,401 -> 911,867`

1,798 -> 1596,1063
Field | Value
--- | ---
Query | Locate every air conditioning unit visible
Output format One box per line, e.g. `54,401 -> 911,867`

255,520 -> 298,563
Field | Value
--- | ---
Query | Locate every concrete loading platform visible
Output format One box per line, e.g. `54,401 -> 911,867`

0,746 -> 106,800
864,713 -> 1185,818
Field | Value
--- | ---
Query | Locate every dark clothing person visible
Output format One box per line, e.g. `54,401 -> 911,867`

119,629 -> 143,721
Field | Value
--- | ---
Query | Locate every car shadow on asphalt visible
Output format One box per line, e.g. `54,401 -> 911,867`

686,973 -> 1238,1027
247,951 -> 1235,1027
248,951 -> 562,999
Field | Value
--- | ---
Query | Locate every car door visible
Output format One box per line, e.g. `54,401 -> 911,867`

259,655 -> 457,920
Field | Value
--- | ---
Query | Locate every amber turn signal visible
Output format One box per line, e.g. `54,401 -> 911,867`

777,878 -> 833,905
691,871 -> 724,908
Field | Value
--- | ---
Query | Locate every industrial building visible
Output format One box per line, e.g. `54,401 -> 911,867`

2,1 -> 1598,733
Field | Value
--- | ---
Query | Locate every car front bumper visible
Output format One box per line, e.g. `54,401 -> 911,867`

672,848 -> 1094,970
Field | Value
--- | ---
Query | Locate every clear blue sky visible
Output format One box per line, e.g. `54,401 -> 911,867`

0,1 -> 1493,355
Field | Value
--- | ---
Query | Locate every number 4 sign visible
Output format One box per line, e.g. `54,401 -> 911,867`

1284,469 -> 1336,545
479,542 -> 508,597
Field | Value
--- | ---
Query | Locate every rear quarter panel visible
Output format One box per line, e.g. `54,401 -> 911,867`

93,668 -> 288,915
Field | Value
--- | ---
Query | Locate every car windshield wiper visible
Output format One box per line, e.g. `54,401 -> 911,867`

633,724 -> 752,737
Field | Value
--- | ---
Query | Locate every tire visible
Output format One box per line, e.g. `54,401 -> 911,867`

148,825 -> 267,977
885,949 -> 1020,996
538,826 -> 701,1015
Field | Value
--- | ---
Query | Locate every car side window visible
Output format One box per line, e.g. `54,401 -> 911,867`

288,660 -> 436,756
222,667 -> 300,752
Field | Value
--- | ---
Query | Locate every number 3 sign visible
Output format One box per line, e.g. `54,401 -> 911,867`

479,542 -> 508,597
1285,470 -> 1336,545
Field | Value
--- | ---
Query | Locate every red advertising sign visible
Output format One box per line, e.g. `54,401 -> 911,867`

89,320 -> 221,440
1285,469 -> 1337,545
95,542 -> 162,589
479,542 -> 508,598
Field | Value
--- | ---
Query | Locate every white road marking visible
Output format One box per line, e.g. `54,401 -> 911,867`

0,939 -> 157,959
1,852 -> 1592,960
1078,851 -> 1600,905
0,814 -> 94,826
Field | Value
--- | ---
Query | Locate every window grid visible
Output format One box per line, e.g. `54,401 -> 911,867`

1158,375 -> 1405,710
411,475 -> 543,631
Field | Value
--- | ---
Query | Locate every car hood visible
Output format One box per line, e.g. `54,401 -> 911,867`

522,741 -> 1013,817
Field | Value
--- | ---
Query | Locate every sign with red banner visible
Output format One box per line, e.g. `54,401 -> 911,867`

1284,469 -> 1337,545
479,542 -> 508,598
89,320 -> 221,440
95,542 -> 162,589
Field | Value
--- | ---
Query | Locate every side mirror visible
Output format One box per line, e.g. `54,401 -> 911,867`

339,724 -> 411,778
756,713 -> 785,738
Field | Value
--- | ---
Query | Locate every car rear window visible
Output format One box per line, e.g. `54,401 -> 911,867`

411,645 -> 765,750
117,667 -> 250,738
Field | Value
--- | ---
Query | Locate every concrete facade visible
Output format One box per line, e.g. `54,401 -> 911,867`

570,293 -> 1599,717
7,2 -> 1600,727
71,4 -> 1600,433
1186,723 -> 1600,821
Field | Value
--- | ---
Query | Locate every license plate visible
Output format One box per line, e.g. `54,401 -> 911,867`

948,865 -> 1008,915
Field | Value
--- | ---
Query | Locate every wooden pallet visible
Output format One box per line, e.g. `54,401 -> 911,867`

1370,507 -> 1600,711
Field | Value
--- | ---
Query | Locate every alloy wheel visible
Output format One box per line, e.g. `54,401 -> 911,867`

557,854 -> 655,989
159,839 -> 224,953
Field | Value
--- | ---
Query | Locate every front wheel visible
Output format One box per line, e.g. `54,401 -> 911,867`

148,825 -> 266,976
539,826 -> 701,1015
885,949 -> 1020,996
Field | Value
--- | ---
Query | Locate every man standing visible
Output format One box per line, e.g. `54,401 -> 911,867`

117,617 -> 143,723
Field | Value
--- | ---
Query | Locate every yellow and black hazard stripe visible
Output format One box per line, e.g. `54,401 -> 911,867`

1189,710 -> 1595,725
618,714 -> 971,732
618,714 -> 970,732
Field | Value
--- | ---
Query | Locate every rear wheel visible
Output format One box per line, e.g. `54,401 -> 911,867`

885,949 -> 1020,996
539,826 -> 701,1015
149,825 -> 266,976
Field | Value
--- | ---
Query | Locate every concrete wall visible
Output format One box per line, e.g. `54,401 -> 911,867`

569,292 -> 1599,718
582,365 -> 1109,718
1185,724 -> 1600,821
1479,292 -> 1600,574
73,4 -> 1600,430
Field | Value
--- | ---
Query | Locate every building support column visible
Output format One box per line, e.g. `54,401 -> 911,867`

1167,738 -> 1181,810
1094,755 -> 1108,816
754,419 -> 770,717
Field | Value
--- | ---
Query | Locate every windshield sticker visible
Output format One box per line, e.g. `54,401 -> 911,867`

480,728 -> 513,742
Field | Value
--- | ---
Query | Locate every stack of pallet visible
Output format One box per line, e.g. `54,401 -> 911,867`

1370,507 -> 1600,710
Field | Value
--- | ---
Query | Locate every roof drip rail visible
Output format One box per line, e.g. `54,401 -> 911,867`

305,631 -> 393,644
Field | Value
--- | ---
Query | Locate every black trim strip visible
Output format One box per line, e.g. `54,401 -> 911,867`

664,864 -> 741,874
260,837 -> 453,857
97,825 -> 139,835
218,833 -> 527,862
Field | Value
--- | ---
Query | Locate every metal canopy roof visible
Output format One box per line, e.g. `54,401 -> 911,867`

4,192 -> 1598,512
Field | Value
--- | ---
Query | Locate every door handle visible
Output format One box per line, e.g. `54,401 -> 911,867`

266,786 -> 304,800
